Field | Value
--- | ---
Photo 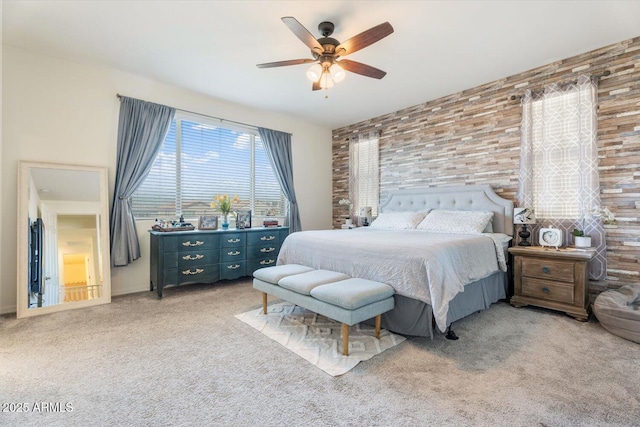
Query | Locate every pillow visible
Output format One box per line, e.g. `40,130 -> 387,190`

417,209 -> 494,234
369,211 -> 428,230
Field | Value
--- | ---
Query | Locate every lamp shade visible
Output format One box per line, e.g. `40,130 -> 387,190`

514,207 -> 536,224
329,63 -> 346,82
306,63 -> 323,82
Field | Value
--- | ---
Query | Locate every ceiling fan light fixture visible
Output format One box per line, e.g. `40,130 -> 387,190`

329,63 -> 346,82
306,63 -> 323,82
319,72 -> 334,89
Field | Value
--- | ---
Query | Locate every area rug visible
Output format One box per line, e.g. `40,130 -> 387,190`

235,302 -> 406,376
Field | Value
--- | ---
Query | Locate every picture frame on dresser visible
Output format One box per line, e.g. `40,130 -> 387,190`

198,215 -> 218,230
236,209 -> 251,229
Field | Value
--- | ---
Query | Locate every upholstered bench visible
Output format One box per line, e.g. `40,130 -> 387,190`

253,264 -> 395,356
593,284 -> 640,344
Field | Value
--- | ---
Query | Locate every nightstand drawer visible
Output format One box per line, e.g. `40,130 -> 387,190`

522,259 -> 574,283
522,278 -> 574,304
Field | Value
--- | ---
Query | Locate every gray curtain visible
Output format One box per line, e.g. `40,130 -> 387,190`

110,96 -> 175,266
257,127 -> 302,233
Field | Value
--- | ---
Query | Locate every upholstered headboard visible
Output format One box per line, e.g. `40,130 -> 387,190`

379,185 -> 514,236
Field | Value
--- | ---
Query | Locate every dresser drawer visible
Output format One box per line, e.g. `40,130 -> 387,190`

164,264 -> 220,286
247,230 -> 280,245
221,233 -> 245,248
247,243 -> 280,259
521,277 -> 575,304
220,261 -> 245,280
221,247 -> 244,262
162,234 -> 219,253
246,257 -> 277,275
522,258 -> 574,283
164,250 -> 220,268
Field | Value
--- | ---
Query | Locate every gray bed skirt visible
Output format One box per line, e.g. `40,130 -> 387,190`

367,271 -> 508,337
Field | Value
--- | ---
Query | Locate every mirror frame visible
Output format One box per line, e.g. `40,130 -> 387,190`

16,161 -> 111,318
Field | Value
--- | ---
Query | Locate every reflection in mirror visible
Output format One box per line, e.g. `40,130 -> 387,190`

17,162 -> 111,318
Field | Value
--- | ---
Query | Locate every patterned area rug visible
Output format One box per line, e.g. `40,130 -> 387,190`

235,303 -> 406,376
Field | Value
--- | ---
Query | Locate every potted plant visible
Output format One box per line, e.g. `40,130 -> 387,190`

338,198 -> 353,226
572,206 -> 616,248
572,228 -> 592,248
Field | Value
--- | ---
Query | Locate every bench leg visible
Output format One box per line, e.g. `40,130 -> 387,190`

342,323 -> 350,356
262,292 -> 268,315
375,314 -> 382,339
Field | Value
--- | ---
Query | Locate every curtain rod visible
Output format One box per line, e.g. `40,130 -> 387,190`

116,93 -> 291,134
508,70 -> 611,101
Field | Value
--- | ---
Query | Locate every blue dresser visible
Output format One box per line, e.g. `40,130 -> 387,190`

149,227 -> 289,298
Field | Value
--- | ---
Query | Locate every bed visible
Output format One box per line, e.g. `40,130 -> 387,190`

277,185 -> 514,338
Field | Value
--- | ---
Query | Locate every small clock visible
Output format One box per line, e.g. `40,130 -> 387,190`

539,227 -> 563,248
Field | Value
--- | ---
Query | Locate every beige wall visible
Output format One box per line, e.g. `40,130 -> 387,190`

1,46 -> 333,314
333,36 -> 640,296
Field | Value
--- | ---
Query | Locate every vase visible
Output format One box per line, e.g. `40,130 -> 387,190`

221,214 -> 229,230
575,235 -> 591,248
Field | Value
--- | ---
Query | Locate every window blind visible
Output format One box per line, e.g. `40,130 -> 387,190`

132,116 -> 285,221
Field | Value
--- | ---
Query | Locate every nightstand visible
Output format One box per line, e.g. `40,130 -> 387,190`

509,246 -> 595,321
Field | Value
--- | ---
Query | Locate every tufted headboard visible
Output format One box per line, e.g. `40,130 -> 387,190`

379,185 -> 514,236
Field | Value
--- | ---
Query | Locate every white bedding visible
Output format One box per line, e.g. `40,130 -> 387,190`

277,228 -> 510,332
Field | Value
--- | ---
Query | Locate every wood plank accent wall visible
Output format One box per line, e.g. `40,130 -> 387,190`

332,37 -> 640,296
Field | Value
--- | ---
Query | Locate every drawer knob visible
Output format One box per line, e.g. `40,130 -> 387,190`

182,268 -> 204,275
227,250 -> 241,256
260,259 -> 275,265
260,236 -> 276,241
182,240 -> 204,247
227,238 -> 241,243
542,267 -> 550,274
542,287 -> 550,294
182,254 -> 204,261
227,264 -> 241,270
260,247 -> 276,253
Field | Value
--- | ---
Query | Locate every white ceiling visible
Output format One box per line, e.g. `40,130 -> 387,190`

3,1 -> 640,129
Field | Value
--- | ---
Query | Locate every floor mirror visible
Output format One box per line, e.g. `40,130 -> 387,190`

16,161 -> 111,318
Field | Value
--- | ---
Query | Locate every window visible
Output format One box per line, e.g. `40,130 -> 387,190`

349,132 -> 380,216
519,77 -> 599,221
132,114 -> 286,223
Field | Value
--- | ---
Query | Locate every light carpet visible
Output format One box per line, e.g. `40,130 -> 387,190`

235,302 -> 406,376
2,279 -> 640,426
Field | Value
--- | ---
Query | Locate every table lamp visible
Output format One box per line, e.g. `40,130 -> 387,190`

514,207 -> 536,246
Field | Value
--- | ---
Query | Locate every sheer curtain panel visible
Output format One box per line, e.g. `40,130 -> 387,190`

518,75 -> 606,279
110,96 -> 175,266
349,131 -> 380,222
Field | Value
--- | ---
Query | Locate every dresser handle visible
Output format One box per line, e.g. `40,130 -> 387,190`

260,235 -> 276,241
227,250 -> 241,256
260,247 -> 276,253
542,267 -> 550,274
227,264 -> 241,270
227,238 -> 241,243
260,259 -> 275,265
542,287 -> 550,294
182,254 -> 204,261
182,268 -> 204,275
182,240 -> 204,247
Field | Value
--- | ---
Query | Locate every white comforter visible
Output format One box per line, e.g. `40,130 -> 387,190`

277,228 -> 510,332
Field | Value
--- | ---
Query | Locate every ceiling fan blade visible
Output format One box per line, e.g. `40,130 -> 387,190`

338,59 -> 387,79
257,58 -> 317,69
335,22 -> 394,57
281,16 -> 324,54
312,81 -> 321,91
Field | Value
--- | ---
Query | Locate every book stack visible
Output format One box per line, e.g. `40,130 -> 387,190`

263,219 -> 279,227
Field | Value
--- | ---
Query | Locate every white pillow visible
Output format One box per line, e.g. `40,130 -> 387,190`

369,211 -> 428,230
417,209 -> 494,234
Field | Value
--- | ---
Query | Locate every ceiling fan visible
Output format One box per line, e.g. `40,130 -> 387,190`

257,17 -> 394,93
